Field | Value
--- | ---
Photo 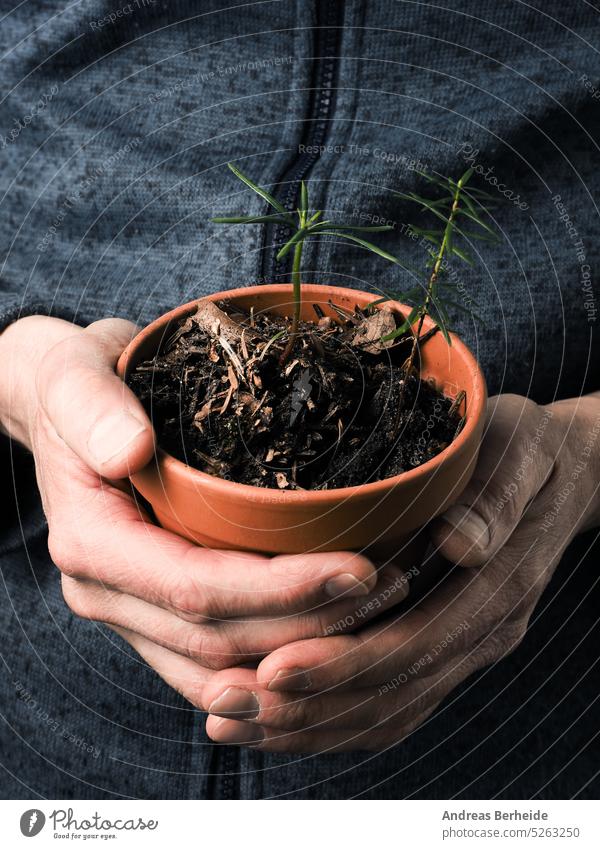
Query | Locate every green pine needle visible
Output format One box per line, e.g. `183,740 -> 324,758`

226,162 -> 291,219
213,163 -> 403,364
395,167 -> 501,367
212,163 -> 500,370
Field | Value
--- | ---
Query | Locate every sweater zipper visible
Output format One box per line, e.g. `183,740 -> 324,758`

260,0 -> 343,284
216,0 -> 342,802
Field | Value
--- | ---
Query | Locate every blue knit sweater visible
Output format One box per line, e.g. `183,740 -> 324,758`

1,0 -> 598,799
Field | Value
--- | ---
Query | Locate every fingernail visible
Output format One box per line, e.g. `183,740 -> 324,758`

440,504 -> 490,549
268,667 -> 312,692
211,719 -> 264,746
87,411 -> 147,468
208,688 -> 260,720
325,573 -> 370,599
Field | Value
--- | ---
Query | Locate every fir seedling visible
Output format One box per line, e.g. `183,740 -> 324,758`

212,163 -> 405,364
386,167 -> 500,377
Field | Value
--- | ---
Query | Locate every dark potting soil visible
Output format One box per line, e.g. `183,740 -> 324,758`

127,299 -> 464,490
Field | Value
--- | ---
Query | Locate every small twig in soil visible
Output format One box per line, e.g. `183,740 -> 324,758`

218,336 -> 245,380
448,389 -> 466,418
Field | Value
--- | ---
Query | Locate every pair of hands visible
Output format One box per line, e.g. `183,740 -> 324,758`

1,315 -> 598,753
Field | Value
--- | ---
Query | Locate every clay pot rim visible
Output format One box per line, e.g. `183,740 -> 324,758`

117,284 -> 486,504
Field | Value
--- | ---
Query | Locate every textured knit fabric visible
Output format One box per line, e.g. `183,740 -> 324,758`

0,0 -> 599,798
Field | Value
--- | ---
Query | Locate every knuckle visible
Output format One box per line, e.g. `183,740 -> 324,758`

205,647 -> 238,671
357,727 -> 389,751
535,420 -> 559,471
35,342 -> 65,404
267,558 -> 318,605
270,552 -> 339,582
470,635 -> 501,668
343,553 -> 376,583
400,687 -> 431,723
38,341 -> 87,412
47,529 -> 83,577
179,550 -> 225,619
180,677 -> 206,710
168,583 -> 196,616
268,554 -> 309,581
277,581 -> 311,610
476,619 -> 528,665
270,552 -> 373,587
443,619 -> 470,655
507,583 -> 536,618
502,620 -> 528,656
315,609 -> 340,638
371,693 -> 395,728
48,518 -> 108,581
31,406 -> 54,449
476,396 -> 552,499
169,577 -> 213,620
183,627 -> 208,662
85,318 -> 138,354
61,577 -> 96,620
185,629 -> 234,670
282,695 -> 314,730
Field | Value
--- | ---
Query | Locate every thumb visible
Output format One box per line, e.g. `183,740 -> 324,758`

429,395 -> 556,567
37,317 -> 155,478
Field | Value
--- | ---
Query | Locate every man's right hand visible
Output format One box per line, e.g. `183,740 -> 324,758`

0,315 -> 405,671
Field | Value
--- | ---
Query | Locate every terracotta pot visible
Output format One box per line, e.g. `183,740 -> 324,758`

116,284 -> 487,561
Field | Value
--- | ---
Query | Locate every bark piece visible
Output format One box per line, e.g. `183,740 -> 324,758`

351,308 -> 396,354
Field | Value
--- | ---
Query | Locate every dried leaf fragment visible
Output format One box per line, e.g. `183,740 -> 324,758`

193,400 -> 213,426
275,472 -> 289,489
351,308 -> 396,354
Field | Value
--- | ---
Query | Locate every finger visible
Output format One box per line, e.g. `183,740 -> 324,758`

257,567 -> 476,692
37,317 -> 155,479
107,625 -> 216,705
111,633 -> 452,753
204,705 -> 435,753
206,646 -> 486,749
62,566 -> 405,669
52,480 -> 387,618
108,635 -> 444,752
207,641 -> 482,731
204,676 -> 422,731
430,394 -> 556,566
204,715 -> 377,751
64,576 -> 262,669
